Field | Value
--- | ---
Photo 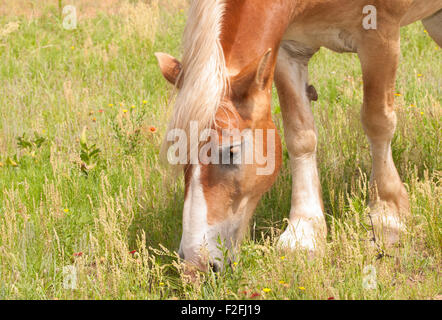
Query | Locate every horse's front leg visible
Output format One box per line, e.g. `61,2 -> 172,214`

358,30 -> 410,245
274,41 -> 326,253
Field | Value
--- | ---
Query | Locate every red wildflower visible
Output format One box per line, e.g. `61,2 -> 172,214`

327,297 -> 335,300
250,292 -> 261,298
73,252 -> 83,257
129,250 -> 137,255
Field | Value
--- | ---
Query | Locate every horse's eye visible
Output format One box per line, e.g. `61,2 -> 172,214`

230,145 -> 241,155
219,142 -> 242,166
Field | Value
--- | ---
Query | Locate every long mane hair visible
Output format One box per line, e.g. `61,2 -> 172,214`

161,0 -> 228,162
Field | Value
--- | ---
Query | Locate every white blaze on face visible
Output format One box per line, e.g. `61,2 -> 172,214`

179,165 -> 252,269
179,165 -> 210,265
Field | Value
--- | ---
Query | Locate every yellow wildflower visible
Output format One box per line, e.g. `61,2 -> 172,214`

262,288 -> 271,293
6,157 -> 18,167
298,286 -> 306,290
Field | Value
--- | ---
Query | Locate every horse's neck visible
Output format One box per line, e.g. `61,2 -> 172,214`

220,0 -> 294,75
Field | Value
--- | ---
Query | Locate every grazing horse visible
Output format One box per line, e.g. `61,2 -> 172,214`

156,0 -> 442,271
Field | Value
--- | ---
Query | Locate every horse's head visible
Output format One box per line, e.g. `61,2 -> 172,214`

156,50 -> 282,271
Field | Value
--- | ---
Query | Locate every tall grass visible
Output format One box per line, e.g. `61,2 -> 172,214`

0,1 -> 440,299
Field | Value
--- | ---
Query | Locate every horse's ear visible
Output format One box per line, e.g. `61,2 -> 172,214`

231,48 -> 273,98
155,52 -> 183,88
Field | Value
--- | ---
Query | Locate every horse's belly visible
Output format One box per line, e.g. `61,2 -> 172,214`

282,0 -> 442,54
282,26 -> 357,54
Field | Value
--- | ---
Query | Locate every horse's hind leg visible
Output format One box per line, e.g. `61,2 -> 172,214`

274,41 -> 326,253
358,29 -> 410,245
422,9 -> 442,47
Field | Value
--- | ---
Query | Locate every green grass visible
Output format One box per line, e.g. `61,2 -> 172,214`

0,1 -> 440,299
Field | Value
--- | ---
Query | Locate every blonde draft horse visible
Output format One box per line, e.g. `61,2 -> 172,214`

155,0 -> 442,272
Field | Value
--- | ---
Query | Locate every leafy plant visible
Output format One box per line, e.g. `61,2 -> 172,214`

17,131 -> 46,156
4,156 -> 19,168
110,107 -> 147,155
79,127 -> 101,176
0,132 -> 47,168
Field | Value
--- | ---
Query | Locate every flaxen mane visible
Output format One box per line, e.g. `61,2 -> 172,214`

162,0 -> 228,161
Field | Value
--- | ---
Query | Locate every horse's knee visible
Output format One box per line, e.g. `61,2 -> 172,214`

361,105 -> 397,142
285,127 -> 317,157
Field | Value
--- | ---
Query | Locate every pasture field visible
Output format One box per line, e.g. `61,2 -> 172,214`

0,1 -> 440,300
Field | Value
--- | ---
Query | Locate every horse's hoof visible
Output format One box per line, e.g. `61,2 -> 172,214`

370,213 -> 406,246
277,218 -> 325,256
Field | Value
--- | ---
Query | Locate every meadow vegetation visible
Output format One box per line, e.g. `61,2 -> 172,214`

0,0 -> 440,299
